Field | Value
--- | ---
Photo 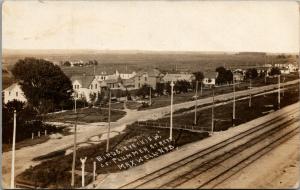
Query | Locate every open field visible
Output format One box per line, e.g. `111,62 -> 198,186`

3,50 -> 297,78
45,107 -> 126,123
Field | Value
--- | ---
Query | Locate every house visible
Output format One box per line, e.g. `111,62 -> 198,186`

134,68 -> 163,90
116,70 -> 136,80
3,83 -> 27,104
71,75 -> 101,102
103,75 -> 122,89
279,67 -> 290,75
202,71 -> 217,86
162,73 -> 195,83
122,77 -> 136,90
233,72 -> 244,82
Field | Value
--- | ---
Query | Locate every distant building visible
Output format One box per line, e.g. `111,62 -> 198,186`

202,71 -> 217,86
134,68 -> 163,90
71,75 -> 101,102
3,83 -> 27,104
162,73 -> 195,83
116,70 -> 136,80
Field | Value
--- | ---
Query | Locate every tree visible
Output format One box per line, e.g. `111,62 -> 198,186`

89,92 -> 97,107
193,71 -> 204,82
63,61 -> 71,66
245,68 -> 258,80
216,66 -> 233,85
269,67 -> 281,76
11,58 -> 73,114
136,84 -> 153,98
156,83 -> 165,95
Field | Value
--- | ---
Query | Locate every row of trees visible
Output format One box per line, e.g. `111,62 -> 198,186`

62,60 -> 98,67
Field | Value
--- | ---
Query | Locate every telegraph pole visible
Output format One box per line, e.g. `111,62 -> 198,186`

211,86 -> 215,135
278,75 -> 281,109
194,80 -> 199,125
170,81 -> 174,140
200,82 -> 203,96
282,76 -> 285,97
106,89 -> 112,152
10,110 -> 16,189
249,79 -> 252,108
149,87 -> 152,106
233,79 -> 236,125
71,97 -> 78,187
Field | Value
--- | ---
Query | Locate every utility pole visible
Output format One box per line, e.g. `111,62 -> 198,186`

10,110 -> 16,189
249,79 -> 252,108
106,89 -> 112,152
71,98 -> 78,187
194,80 -> 199,125
233,79 -> 236,125
282,76 -> 285,97
149,87 -> 152,106
170,81 -> 174,140
278,75 -> 281,109
211,86 -> 215,135
200,82 -> 203,96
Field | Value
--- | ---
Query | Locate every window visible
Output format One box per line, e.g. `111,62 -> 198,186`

9,91 -> 11,96
145,77 -> 147,81
95,84 -> 97,89
16,92 -> 18,97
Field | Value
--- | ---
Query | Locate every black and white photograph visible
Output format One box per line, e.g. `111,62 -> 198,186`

1,0 -> 300,189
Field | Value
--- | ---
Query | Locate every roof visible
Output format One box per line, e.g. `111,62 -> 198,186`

70,75 -> 95,88
203,71 -> 217,79
4,83 -> 20,91
136,68 -> 162,77
163,73 -> 194,82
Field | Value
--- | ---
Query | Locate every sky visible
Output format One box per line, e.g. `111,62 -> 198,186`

2,0 -> 299,53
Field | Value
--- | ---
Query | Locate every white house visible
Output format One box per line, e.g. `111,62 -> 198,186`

71,75 -> 101,102
203,71 -> 217,86
116,70 -> 137,80
3,83 -> 27,104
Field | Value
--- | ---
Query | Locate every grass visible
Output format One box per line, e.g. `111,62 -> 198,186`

3,136 -> 50,152
148,85 -> 299,131
17,124 -> 208,188
45,107 -> 126,123
138,73 -> 299,111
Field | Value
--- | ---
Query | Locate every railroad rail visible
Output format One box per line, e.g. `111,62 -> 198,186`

120,106 -> 299,189
135,121 -> 211,133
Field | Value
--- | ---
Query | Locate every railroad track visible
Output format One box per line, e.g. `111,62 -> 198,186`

120,107 -> 299,189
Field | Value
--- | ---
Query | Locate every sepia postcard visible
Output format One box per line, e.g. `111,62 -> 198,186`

1,0 -> 300,189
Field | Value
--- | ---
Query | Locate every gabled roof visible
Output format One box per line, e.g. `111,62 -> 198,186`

4,83 -> 20,91
70,75 -> 95,88
203,71 -> 217,79
136,68 -> 162,77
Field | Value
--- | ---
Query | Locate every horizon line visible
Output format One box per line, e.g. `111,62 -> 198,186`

3,48 -> 299,55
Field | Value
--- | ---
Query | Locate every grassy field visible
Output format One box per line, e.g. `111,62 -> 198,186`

147,85 -> 299,131
45,107 -> 126,123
